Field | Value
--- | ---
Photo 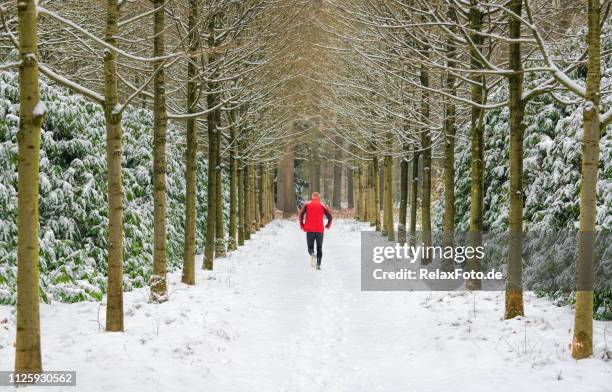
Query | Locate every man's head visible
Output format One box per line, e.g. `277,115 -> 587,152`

311,192 -> 320,200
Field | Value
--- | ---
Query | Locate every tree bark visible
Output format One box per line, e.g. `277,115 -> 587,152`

228,123 -> 238,251
181,0 -> 199,285
259,167 -> 268,227
442,91 -> 456,271
372,157 -> 381,231
215,120 -> 226,258
505,0 -> 525,319
203,14 -> 217,270
409,149 -> 419,246
322,162 -> 330,202
383,154 -> 394,241
313,148 -> 321,193
378,165 -> 384,211
251,165 -> 258,230
398,154 -> 408,244
258,165 -> 264,226
357,162 -> 366,220
572,0 -> 601,360
466,0 -> 485,290
15,0 -> 44,372
308,142 -> 320,194
238,162 -> 245,246
150,0 -> 168,302
442,8 -> 457,271
269,168 -> 275,219
333,137 -> 342,209
269,169 -> 273,221
249,164 -> 257,233
104,0 -> 124,332
243,163 -> 251,240
278,145 -> 295,217
365,160 -> 373,223
420,63 -> 432,264
264,166 -> 272,223
347,167 -> 354,209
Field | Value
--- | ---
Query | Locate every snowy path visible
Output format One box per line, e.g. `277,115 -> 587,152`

0,219 -> 610,392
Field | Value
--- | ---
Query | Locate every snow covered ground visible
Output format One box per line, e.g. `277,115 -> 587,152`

0,219 -> 610,392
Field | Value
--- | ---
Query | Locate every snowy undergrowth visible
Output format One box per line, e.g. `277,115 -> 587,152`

445,26 -> 612,233
0,219 -> 609,392
435,27 -> 612,319
0,72 -> 226,304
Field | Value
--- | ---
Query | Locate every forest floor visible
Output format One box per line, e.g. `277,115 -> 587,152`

0,219 -> 611,392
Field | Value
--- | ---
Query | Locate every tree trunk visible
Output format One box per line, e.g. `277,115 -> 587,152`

420,63 -> 432,264
393,157 -> 400,205
104,0 -> 124,332
15,0 -> 44,372
238,163 -> 245,246
322,162 -> 330,202
505,0 -> 525,319
249,164 -> 257,232
181,0 -> 199,285
243,163 -> 251,240
572,0 -> 601,360
251,164 -> 255,232
150,0 -> 168,302
264,166 -> 272,222
443,9 -> 457,271
314,155 -> 321,193
255,165 -> 260,229
409,150 -> 419,246
378,165 -> 384,211
357,163 -> 365,220
269,167 -> 275,220
204,122 -> 217,269
442,95 -> 456,270
260,166 -> 266,225
203,16 -> 218,270
365,161 -> 373,223
364,160 -> 370,223
258,165 -> 264,226
308,147 -> 316,195
398,155 -> 408,244
228,124 -> 238,251
372,157 -> 381,231
333,138 -> 342,209
466,1 -> 485,290
347,167 -> 354,209
215,122 -> 226,258
278,145 -> 295,217
269,168 -> 275,219
383,154 -> 394,241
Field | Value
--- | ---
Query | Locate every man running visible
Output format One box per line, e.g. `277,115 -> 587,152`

298,192 -> 332,270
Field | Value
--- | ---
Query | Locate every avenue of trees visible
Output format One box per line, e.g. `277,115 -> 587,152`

2,0 -> 310,372
0,0 -> 609,375
277,0 -> 611,361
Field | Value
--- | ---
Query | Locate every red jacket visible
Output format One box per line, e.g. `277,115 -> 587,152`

299,198 -> 332,233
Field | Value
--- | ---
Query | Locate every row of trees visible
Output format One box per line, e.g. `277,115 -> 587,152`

273,0 -> 610,360
3,0 -> 610,374
3,0 -> 306,373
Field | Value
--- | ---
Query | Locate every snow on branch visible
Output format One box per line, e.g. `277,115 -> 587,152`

32,101 -> 47,120
37,6 -> 186,63
39,64 -> 105,104
0,61 -> 21,71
